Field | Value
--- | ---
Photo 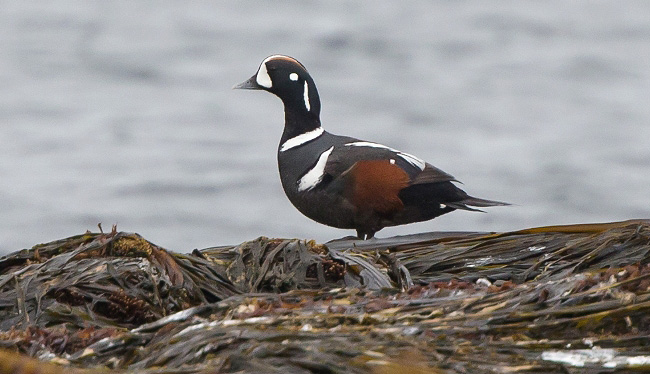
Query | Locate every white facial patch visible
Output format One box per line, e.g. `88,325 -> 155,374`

256,62 -> 272,88
303,81 -> 311,111
297,146 -> 334,192
344,141 -> 426,170
256,55 -> 302,89
280,127 -> 324,152
289,73 -> 299,81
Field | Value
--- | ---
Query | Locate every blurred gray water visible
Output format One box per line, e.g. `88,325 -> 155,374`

1,1 -> 649,254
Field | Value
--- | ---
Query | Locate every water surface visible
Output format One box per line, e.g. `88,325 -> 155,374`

1,1 -> 649,253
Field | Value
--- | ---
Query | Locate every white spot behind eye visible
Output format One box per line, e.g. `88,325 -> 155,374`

289,73 -> 299,81
303,81 -> 311,111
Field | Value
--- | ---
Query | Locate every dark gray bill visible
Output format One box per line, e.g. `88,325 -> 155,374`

233,75 -> 262,90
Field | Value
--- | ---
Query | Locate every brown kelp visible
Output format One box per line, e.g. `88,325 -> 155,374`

1,220 -> 649,373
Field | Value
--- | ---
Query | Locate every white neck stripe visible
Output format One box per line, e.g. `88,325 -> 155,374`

303,81 -> 311,111
280,127 -> 324,152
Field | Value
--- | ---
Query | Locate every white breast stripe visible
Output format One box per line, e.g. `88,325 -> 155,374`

303,81 -> 311,111
297,146 -> 334,192
280,127 -> 324,152
344,141 -> 426,170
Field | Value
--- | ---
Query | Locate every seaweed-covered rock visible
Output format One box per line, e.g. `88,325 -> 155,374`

0,229 -> 238,332
0,220 -> 649,373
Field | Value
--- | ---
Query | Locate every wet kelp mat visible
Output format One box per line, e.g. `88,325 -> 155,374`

1,220 -> 649,373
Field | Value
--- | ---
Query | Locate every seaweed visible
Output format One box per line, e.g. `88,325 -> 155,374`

0,220 -> 649,373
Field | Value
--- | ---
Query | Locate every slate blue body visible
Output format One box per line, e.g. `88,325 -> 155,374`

235,55 -> 508,239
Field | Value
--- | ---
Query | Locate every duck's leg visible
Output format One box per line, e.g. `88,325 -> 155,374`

356,230 -> 376,240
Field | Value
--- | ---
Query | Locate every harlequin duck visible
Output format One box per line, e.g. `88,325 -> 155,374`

234,55 -> 508,239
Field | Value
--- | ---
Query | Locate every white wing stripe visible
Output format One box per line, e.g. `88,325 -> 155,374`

344,141 -> 426,170
297,146 -> 334,192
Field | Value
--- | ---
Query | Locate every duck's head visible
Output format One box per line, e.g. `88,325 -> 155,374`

235,55 -> 321,117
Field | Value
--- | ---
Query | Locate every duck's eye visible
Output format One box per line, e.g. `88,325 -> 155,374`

289,73 -> 299,81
